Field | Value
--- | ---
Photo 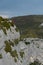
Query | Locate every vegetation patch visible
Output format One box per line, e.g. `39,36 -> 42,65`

25,42 -> 30,45
8,40 -> 14,47
15,27 -> 19,32
19,51 -> 24,58
10,50 -> 18,58
4,40 -> 12,53
0,54 -> 2,59
14,57 -> 17,62
2,27 -> 7,35
4,40 -> 18,62
0,17 -> 15,35
29,59 -> 41,65
14,39 -> 19,46
1,21 -> 10,30
13,15 -> 43,38
20,60 -> 22,63
9,22 -> 14,27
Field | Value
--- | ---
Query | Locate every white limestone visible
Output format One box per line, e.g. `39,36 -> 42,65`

0,21 -> 43,65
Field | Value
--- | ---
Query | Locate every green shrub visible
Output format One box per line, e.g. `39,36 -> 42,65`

9,22 -> 14,27
14,58 -> 17,62
0,54 -> 2,59
1,21 -> 10,29
29,59 -> 41,65
0,16 -> 4,21
25,42 -> 30,45
14,39 -> 19,46
19,51 -> 24,58
2,28 -> 7,35
9,40 -> 14,47
11,50 -> 18,58
20,60 -> 22,63
15,27 -> 19,32
4,40 -> 12,53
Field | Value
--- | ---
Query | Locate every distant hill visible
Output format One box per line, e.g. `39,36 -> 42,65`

11,15 -> 43,39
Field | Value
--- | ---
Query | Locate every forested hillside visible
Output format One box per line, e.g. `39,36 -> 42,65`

11,15 -> 43,39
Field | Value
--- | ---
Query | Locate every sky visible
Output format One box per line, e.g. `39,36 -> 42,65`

0,0 -> 43,17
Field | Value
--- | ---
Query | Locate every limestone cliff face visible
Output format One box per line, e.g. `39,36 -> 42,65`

0,19 -> 43,65
0,20 -> 21,65
0,21 -> 20,49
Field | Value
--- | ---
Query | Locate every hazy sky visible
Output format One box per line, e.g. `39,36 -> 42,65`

0,0 -> 43,17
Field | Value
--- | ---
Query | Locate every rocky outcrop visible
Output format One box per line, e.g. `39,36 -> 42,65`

0,19 -> 43,65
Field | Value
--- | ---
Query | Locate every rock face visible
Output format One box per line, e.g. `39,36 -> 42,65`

0,20 -> 21,65
0,20 -> 43,65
